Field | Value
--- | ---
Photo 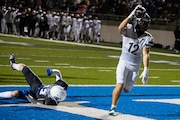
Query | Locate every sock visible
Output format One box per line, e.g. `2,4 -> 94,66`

0,91 -> 12,98
97,37 -> 99,43
12,63 -> 21,71
52,69 -> 63,81
111,105 -> 116,109
65,34 -> 67,40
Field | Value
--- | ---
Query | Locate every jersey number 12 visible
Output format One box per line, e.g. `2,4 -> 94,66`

128,43 -> 139,55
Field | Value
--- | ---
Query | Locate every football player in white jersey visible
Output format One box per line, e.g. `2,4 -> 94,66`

71,13 -> 79,42
77,14 -> 83,42
62,12 -> 72,41
83,16 -> 90,43
88,15 -> 94,43
109,5 -> 154,116
49,12 -> 60,40
0,54 -> 68,105
93,16 -> 101,43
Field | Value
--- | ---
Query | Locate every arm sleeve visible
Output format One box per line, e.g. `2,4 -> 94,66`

145,36 -> 154,48
52,69 -> 63,81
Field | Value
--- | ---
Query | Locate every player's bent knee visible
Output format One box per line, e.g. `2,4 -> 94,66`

19,64 -> 26,70
11,90 -> 19,97
124,88 -> 129,93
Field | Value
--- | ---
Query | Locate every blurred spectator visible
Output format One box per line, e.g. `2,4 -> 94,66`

46,0 -> 54,10
28,10 -> 38,36
68,0 -> 79,12
87,0 -> 98,13
38,16 -> 49,38
174,26 -> 180,51
0,0 -> 179,42
5,7 -> 13,34
0,0 -> 5,7
12,7 -> 19,35
1,7 -> 8,34
16,9 -> 28,36
4,0 -> 13,7
0,9 -> 3,33
155,0 -> 166,18
144,1 -> 157,18
28,0 -> 36,9
76,0 -> 88,14
0,0 -> 178,22
98,0 -> 109,14
115,0 -> 129,16
36,0 -> 42,10
59,0 -> 69,12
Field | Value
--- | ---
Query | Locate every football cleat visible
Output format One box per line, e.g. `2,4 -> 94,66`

9,53 -> 16,70
46,68 -> 53,76
109,107 -> 116,116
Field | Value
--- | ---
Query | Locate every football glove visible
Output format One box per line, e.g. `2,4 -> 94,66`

139,67 -> 148,84
128,5 -> 146,19
47,68 -> 53,76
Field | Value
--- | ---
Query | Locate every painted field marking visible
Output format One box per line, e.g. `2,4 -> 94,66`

0,64 -> 180,71
171,80 -> 180,82
0,102 -> 152,120
150,60 -> 180,66
133,99 -> 180,105
0,85 -> 180,120
54,63 -> 70,66
98,70 -> 112,72
17,58 -> 31,60
148,76 -> 159,79
34,60 -> 49,62
1,33 -> 180,58
0,40 -> 33,46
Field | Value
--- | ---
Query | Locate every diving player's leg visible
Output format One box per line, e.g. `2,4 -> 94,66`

0,91 -> 15,98
9,54 -> 42,96
0,90 -> 27,100
10,53 -> 25,71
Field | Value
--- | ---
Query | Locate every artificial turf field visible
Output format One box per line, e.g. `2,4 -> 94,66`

0,34 -> 179,85
0,34 -> 180,120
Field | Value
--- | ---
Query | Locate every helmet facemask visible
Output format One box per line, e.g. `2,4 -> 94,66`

133,8 -> 151,35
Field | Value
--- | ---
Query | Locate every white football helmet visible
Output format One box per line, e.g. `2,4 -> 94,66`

50,85 -> 67,102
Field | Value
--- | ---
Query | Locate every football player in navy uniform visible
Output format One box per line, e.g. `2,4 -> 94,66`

0,54 -> 68,105
109,5 -> 154,116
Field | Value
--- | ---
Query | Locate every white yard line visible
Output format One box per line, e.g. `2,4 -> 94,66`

0,64 -> 180,71
133,99 -> 180,105
171,80 -> 180,82
0,34 -> 180,57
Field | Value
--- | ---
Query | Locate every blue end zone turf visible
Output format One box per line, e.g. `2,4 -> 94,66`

0,86 -> 179,120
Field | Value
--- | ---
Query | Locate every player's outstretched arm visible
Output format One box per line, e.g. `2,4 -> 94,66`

46,68 -> 63,81
140,47 -> 150,84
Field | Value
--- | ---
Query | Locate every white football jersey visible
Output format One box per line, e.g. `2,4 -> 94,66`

38,85 -> 51,98
77,18 -> 83,30
94,19 -> 101,31
84,19 -> 89,28
62,15 -> 72,27
72,17 -> 78,28
120,31 -> 154,65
